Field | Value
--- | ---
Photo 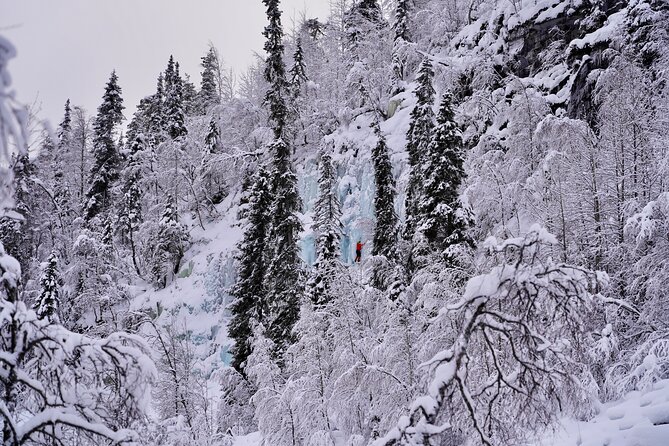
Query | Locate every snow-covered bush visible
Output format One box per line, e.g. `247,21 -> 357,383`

377,227 -> 605,445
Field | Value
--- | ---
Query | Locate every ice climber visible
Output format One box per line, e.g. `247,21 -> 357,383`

355,240 -> 365,263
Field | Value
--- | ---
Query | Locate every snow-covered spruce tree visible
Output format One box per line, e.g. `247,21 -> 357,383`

308,150 -> 343,306
418,93 -> 473,264
57,98 -> 72,145
0,36 -> 156,446
53,100 -> 74,217
342,0 -> 393,117
199,46 -> 220,113
164,56 -> 188,140
264,139 -> 303,353
148,194 -> 190,288
372,126 -> 399,260
344,0 -> 385,50
34,251 -> 62,322
119,135 -> 145,276
289,37 -> 308,99
50,99 -> 72,184
229,166 -> 273,374
148,72 -> 167,145
376,227 -> 603,446
403,57 -> 435,244
261,0 -> 304,356
84,70 -> 124,221
391,0 -> 411,94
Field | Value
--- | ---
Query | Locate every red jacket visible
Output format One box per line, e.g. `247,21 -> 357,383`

356,242 -> 364,251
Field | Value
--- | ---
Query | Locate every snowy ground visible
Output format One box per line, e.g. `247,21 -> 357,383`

226,380 -> 669,446
541,380 -> 669,446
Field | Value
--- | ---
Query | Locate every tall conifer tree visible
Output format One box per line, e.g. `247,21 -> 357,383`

164,56 -> 187,140
57,99 -> 72,147
392,0 -> 411,93
200,47 -> 220,111
372,125 -> 398,260
229,166 -> 273,373
289,38 -> 308,99
148,73 -> 166,145
261,0 -> 303,356
404,57 -> 435,241
308,151 -> 343,305
84,71 -> 124,221
119,135 -> 145,275
419,93 -> 473,263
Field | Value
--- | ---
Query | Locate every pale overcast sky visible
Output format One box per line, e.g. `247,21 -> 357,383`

1,0 -> 330,127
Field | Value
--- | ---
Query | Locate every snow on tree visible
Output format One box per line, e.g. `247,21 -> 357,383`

376,227 -> 605,445
403,57 -> 435,245
0,34 -> 27,299
308,150 -> 343,305
391,0 -> 411,94
147,194 -> 190,288
0,36 -> 156,446
148,72 -> 167,145
204,117 -> 220,156
199,46 -> 220,112
417,92 -> 473,264
1,298 -> 157,445
289,37 -> 308,99
216,368 -> 257,436
84,70 -> 125,221
0,153 -> 39,274
119,135 -> 145,275
34,251 -> 62,322
52,100 -> 74,216
246,324 -> 298,445
229,166 -> 273,373
372,125 -> 399,260
164,56 -> 188,140
344,0 -> 385,51
261,0 -> 304,357
264,137 -> 304,355
262,0 -> 289,139
57,98 -> 72,147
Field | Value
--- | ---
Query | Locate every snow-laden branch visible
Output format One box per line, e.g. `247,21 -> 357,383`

0,299 -> 156,445
375,226 -> 605,445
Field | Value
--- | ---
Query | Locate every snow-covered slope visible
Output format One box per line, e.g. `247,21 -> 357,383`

542,380 -> 669,446
130,192 -> 242,373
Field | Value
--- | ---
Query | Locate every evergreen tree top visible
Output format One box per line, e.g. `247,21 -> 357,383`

314,150 -> 342,235
262,0 -> 289,137
289,38 -> 308,88
200,46 -> 220,111
393,0 -> 410,42
156,72 -> 165,97
350,0 -> 383,25
57,99 -> 72,146
93,70 -> 125,137
165,55 -> 176,89
414,58 -> 435,106
161,194 -> 178,225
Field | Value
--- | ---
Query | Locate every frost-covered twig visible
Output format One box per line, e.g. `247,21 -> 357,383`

375,227 -> 603,445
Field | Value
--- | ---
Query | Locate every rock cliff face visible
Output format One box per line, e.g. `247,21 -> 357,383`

452,0 -> 667,125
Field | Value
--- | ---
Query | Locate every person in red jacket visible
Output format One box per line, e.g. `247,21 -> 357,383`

355,240 -> 365,263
